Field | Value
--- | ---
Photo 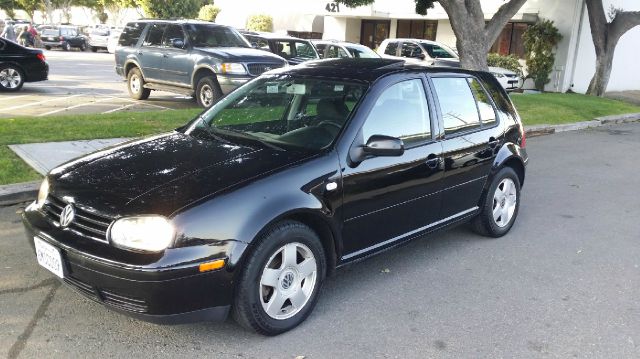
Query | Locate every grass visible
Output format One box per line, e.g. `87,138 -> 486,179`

1,92 -> 639,185
510,92 -> 640,125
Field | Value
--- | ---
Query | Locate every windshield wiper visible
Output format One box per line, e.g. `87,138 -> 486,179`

215,128 -> 285,151
194,117 -> 233,144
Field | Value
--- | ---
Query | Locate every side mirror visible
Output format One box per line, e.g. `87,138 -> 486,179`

171,38 -> 185,49
417,53 -> 426,60
363,135 -> 404,157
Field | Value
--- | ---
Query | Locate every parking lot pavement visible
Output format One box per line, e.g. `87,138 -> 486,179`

0,50 -> 197,118
1,123 -> 639,358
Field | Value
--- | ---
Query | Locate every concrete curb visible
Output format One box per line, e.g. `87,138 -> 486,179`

2,112 -> 640,206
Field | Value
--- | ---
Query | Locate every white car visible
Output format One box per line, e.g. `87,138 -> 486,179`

312,40 -> 380,59
377,38 -> 521,90
88,25 -> 111,52
106,28 -> 122,54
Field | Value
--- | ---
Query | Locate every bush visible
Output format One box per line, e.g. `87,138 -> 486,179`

523,19 -> 563,91
198,4 -> 220,22
246,14 -> 273,32
136,0 -> 204,19
487,53 -> 523,77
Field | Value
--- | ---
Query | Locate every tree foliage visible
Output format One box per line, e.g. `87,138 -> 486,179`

197,4 -> 220,22
522,19 -> 562,91
14,0 -> 39,19
136,0 -> 205,19
0,0 -> 17,19
246,14 -> 273,32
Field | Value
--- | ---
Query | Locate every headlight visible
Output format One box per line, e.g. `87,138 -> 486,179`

216,63 -> 247,75
36,178 -> 49,208
109,216 -> 175,252
491,72 -> 506,78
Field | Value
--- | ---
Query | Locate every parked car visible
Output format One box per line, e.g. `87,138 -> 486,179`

106,28 -> 122,54
115,20 -> 287,108
378,38 -> 522,90
23,58 -> 527,335
88,25 -> 112,52
41,26 -> 88,51
313,40 -> 380,59
240,31 -> 319,65
0,38 -> 48,91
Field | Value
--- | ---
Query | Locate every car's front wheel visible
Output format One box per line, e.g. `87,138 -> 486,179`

233,221 -> 326,335
79,42 -> 87,51
472,166 -> 521,237
195,76 -> 222,108
90,46 -> 98,52
62,41 -> 71,51
127,68 -> 151,100
0,65 -> 25,92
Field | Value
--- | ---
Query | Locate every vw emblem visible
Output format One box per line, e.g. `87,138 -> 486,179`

281,272 -> 295,290
59,204 -> 75,228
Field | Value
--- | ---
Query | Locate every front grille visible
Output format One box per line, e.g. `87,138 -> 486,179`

43,195 -> 113,243
246,63 -> 284,76
63,276 -> 149,313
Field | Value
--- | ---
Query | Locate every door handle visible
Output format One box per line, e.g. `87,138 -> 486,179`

137,51 -> 143,56
425,155 -> 439,169
488,137 -> 499,148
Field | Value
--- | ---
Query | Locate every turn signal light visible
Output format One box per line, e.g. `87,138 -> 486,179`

199,259 -> 226,272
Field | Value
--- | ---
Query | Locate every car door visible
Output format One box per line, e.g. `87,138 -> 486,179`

340,75 -> 444,258
138,23 -> 166,81
160,24 -> 191,85
429,74 -> 504,219
401,41 -> 426,62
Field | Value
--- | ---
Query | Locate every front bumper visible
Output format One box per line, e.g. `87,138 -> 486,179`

42,41 -> 64,48
216,74 -> 252,95
22,203 -> 240,324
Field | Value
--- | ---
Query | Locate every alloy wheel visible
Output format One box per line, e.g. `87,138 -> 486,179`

0,68 -> 22,89
259,242 -> 317,320
199,84 -> 214,107
492,178 -> 517,227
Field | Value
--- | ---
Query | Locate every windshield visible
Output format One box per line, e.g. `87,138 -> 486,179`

189,76 -> 367,151
184,24 -> 249,48
422,43 -> 458,59
346,44 -> 379,59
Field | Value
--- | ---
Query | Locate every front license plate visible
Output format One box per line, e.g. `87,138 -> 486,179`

34,237 -> 64,278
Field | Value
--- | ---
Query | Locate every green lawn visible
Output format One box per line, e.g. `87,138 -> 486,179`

1,93 -> 639,185
510,93 -> 640,125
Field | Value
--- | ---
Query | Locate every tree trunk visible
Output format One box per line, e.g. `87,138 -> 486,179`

586,45 -> 615,96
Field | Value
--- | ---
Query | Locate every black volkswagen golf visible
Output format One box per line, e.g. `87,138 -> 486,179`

23,59 -> 527,335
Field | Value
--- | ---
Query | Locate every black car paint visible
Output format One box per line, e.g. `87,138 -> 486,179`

23,59 -> 527,323
41,26 -> 87,50
0,39 -> 49,83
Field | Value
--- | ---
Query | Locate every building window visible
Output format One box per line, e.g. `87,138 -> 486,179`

396,20 -> 437,40
490,22 -> 529,59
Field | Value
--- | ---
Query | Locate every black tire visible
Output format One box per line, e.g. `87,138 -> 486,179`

195,76 -> 222,108
90,46 -> 98,52
232,220 -> 327,335
126,67 -> 151,100
471,166 -> 521,237
0,64 -> 25,92
62,42 -> 71,51
79,42 -> 87,51
45,46 -> 51,50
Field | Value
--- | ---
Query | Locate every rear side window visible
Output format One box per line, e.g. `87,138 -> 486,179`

468,78 -> 497,126
362,79 -> 431,146
432,77 -> 481,135
401,42 -> 423,59
143,23 -> 166,47
119,22 -> 145,47
384,41 -> 398,56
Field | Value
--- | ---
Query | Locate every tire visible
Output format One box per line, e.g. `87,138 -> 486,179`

471,166 -> 521,237
126,67 -> 151,100
195,76 -> 222,108
45,46 -> 51,50
62,42 -> 71,51
0,65 -> 25,92
90,46 -> 98,52
79,42 -> 87,51
232,220 -> 327,335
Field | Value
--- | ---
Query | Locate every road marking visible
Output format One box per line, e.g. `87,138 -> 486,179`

116,97 -> 173,110
36,97 -> 123,117
102,103 -> 137,114
0,94 -> 29,102
0,94 -> 83,112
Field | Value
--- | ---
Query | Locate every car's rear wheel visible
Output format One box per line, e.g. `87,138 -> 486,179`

233,221 -> 326,335
127,67 -> 151,100
195,76 -> 222,108
472,166 -> 521,237
45,45 -> 51,50
79,42 -> 87,51
90,46 -> 98,52
62,42 -> 71,51
0,65 -> 25,92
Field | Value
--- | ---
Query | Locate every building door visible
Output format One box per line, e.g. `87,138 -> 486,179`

360,20 -> 390,50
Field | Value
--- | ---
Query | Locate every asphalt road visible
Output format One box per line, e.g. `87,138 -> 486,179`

0,50 -> 197,118
1,123 -> 639,358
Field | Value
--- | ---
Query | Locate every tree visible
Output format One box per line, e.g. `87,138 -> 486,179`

246,14 -> 273,32
0,0 -> 18,19
522,19 -> 562,91
198,4 -> 220,22
338,0 -> 528,71
585,0 -> 640,96
135,0 -> 204,19
15,0 -> 40,20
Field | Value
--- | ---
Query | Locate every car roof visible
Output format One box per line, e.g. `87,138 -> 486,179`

132,19 -> 227,27
385,38 -> 440,45
268,58 -> 482,83
240,31 -> 307,41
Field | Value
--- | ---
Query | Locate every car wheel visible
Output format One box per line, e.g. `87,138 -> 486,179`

472,166 -> 521,237
62,42 -> 71,51
45,46 -> 51,50
233,221 -> 326,335
127,68 -> 151,100
0,65 -> 25,92
80,42 -> 87,51
195,76 -> 222,108
90,46 -> 97,52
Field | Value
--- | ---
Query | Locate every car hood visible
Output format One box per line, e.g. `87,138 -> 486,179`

194,47 -> 286,63
49,132 -> 310,217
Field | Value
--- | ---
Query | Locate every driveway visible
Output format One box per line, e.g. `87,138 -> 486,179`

1,123 -> 639,358
0,50 -> 197,118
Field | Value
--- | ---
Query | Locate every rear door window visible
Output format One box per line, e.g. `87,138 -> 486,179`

401,42 -> 423,59
384,41 -> 398,56
162,25 -> 185,47
143,23 -> 166,47
432,77 -> 481,136
118,22 -> 145,47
